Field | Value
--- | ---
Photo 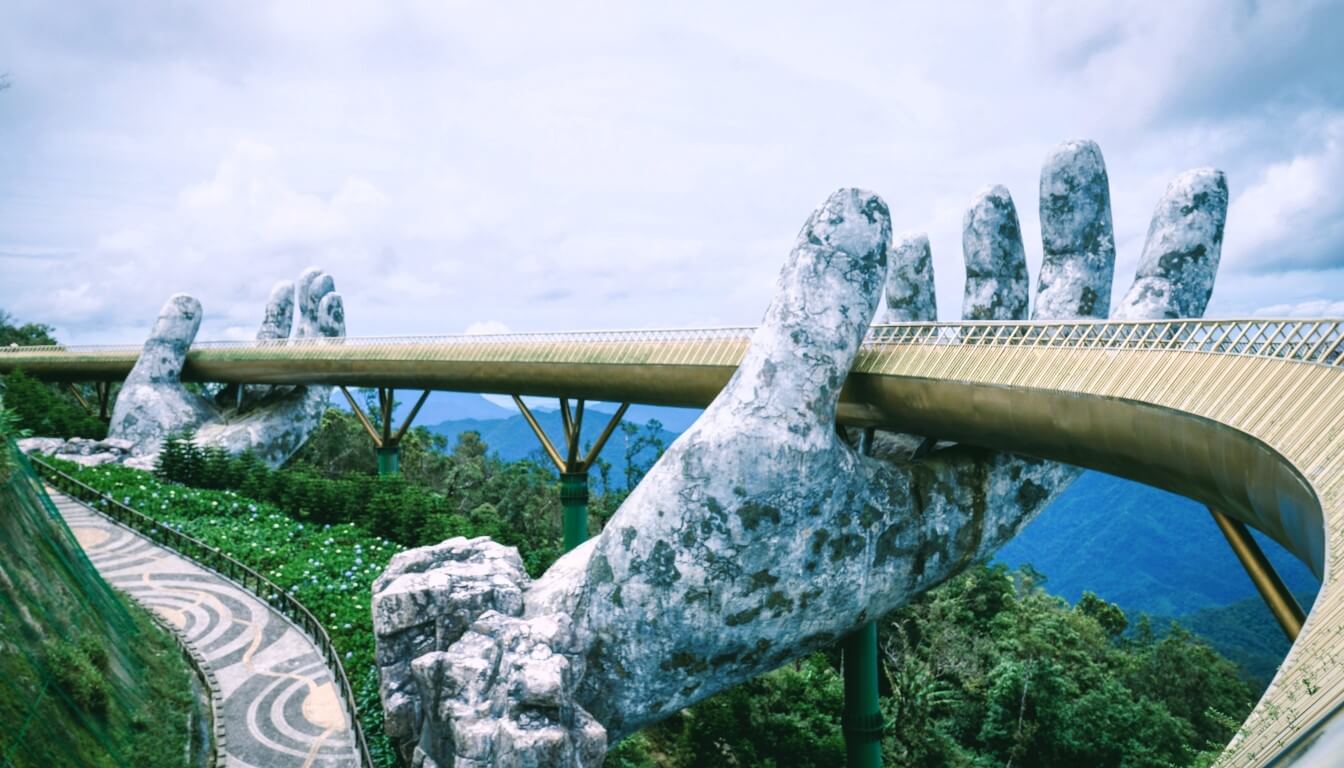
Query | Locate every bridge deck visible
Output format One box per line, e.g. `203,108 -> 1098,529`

6,318 -> 1343,765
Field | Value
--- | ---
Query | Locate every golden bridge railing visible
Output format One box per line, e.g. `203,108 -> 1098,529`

1,318 -> 1341,369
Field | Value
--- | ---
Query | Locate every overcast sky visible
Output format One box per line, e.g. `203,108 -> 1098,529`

2,1 -> 1342,344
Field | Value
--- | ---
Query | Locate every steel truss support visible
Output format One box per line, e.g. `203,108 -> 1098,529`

843,427 -> 884,768
512,396 -> 629,552
68,381 -> 115,421
339,386 -> 431,476
1209,507 -> 1306,641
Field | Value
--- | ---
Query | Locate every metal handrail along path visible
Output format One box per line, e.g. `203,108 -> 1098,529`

31,458 -> 374,768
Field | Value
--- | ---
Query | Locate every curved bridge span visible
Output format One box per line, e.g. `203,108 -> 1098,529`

5,317 -> 1344,766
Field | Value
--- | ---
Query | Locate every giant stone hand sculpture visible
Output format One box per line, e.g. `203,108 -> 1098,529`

108,268 -> 345,467
371,141 -> 1229,767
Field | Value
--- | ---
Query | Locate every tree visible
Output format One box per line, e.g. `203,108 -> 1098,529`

0,310 -> 57,347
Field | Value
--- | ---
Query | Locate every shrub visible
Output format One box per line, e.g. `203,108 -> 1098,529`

2,369 -> 107,439
46,637 -> 111,716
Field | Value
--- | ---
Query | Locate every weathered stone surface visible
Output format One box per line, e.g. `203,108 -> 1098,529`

95,437 -> 134,454
68,452 -> 119,467
17,437 -> 65,456
259,280 -> 295,340
1114,169 -> 1228,320
373,538 -> 603,767
962,185 -> 1029,320
372,150 -> 1231,767
107,268 -> 344,465
884,232 -> 937,322
108,294 -> 220,455
1036,139 -> 1115,319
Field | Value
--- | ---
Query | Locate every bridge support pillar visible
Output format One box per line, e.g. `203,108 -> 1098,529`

842,426 -> 883,768
377,446 -> 401,476
560,472 -> 590,552
1209,507 -> 1305,641
843,621 -> 883,768
514,396 -> 629,552
340,386 -> 431,476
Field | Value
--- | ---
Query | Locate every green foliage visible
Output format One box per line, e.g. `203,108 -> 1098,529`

157,414 -> 569,576
46,637 -> 112,715
2,369 -> 107,439
2,448 -> 194,768
619,418 -> 667,491
654,654 -> 846,767
1,395 -> 32,479
1078,590 -> 1129,638
0,309 -> 58,347
871,564 -> 1254,768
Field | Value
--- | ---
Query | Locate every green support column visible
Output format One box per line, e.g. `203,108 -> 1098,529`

376,446 -> 400,476
843,425 -> 882,768
560,472 -> 590,552
842,621 -> 883,768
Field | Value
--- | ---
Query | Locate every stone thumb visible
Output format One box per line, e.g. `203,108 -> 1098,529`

718,188 -> 890,447
135,293 -> 202,384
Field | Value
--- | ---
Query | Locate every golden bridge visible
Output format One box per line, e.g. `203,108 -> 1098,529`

4,316 -> 1343,766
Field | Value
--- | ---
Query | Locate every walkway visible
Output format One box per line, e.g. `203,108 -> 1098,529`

49,489 -> 360,768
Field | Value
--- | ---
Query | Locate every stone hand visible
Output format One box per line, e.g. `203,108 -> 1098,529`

371,144 -> 1228,768
108,268 -> 345,466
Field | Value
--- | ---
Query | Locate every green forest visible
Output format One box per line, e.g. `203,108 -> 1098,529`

0,315 -> 1262,766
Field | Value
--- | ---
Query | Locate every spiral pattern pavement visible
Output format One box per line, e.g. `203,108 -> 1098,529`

51,490 -> 360,768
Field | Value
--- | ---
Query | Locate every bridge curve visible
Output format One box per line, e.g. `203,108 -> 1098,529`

5,317 -> 1343,765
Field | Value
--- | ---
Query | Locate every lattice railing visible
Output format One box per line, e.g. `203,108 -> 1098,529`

1,319 -> 1341,370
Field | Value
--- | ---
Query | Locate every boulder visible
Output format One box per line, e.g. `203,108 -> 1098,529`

16,437 -> 64,456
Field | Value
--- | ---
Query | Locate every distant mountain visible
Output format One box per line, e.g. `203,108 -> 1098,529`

996,471 -> 1320,617
427,410 -> 682,495
330,390 -> 514,423
329,390 -> 706,433
584,402 -> 704,433
1143,592 -> 1314,691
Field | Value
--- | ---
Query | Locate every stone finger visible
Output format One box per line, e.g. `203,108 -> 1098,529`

135,294 -> 202,383
884,232 -> 937,322
317,292 -> 345,337
294,267 -> 335,338
257,280 -> 295,340
1113,169 -> 1228,320
1035,139 -> 1116,320
962,185 -> 1029,320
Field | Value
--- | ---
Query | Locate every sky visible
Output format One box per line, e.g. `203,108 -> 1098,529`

1,1 -> 1342,344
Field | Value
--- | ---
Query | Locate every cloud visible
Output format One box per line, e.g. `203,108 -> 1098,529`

464,320 -> 511,336
1,1 -> 1342,345
1253,299 -> 1344,318
1224,115 -> 1344,273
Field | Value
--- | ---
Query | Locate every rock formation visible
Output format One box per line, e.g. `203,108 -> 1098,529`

372,156 -> 1229,768
106,268 -> 345,467
1036,139 -> 1115,319
1114,169 -> 1228,320
961,185 -> 1029,320
884,232 -> 937,322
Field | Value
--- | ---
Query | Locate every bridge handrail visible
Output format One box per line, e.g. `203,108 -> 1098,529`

30,457 -> 374,768
1,318 -> 1341,368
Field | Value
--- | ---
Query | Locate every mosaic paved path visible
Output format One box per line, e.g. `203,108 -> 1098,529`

50,489 -> 360,768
